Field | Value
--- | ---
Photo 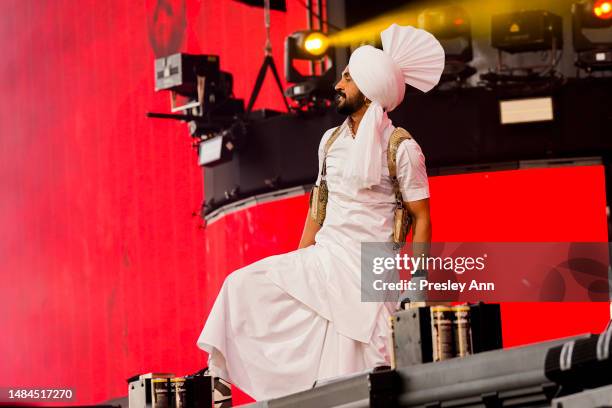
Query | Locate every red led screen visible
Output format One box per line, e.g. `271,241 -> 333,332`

0,0 -> 609,405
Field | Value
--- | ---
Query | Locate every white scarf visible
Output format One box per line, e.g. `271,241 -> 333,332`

342,24 -> 445,191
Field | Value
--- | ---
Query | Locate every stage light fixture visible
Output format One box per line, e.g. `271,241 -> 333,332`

286,30 -> 331,63
284,30 -> 335,109
484,10 -> 563,84
573,0 -> 612,71
491,10 -> 563,54
152,53 -> 243,117
303,32 -> 330,57
417,5 -> 476,82
499,97 -> 554,125
148,53 -> 246,170
594,0 -> 612,19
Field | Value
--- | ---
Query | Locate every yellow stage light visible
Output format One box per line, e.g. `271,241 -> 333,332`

304,32 -> 329,57
594,0 -> 612,18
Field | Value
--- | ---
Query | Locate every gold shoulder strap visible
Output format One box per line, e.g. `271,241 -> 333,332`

320,126 -> 343,179
324,126 -> 342,154
310,125 -> 343,226
387,127 -> 413,204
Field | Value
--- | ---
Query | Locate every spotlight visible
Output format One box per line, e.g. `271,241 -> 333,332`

573,0 -> 612,71
417,5 -> 476,82
485,10 -> 563,83
153,53 -> 242,115
303,32 -> 330,57
594,0 -> 612,19
284,30 -> 335,109
491,10 -> 563,54
285,30 -> 332,66
148,53 -> 245,169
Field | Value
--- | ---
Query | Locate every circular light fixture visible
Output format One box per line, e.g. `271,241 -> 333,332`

304,32 -> 329,57
594,0 -> 612,19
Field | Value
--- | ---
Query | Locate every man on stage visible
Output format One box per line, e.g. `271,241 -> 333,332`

197,23 -> 444,404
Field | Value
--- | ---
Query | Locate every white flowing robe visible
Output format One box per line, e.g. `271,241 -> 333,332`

197,119 -> 430,401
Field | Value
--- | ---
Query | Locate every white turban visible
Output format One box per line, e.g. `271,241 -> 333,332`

342,24 -> 445,191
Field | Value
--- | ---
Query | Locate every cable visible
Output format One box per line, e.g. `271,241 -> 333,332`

294,0 -> 343,32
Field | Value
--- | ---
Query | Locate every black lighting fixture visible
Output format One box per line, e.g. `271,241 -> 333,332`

491,10 -> 563,53
481,9 -> 564,88
572,0 -> 612,71
147,53 -> 246,168
151,52 -> 244,121
284,30 -> 336,110
418,5 -> 475,83
153,53 -> 240,115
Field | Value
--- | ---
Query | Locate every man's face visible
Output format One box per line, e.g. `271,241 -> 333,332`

334,68 -> 366,115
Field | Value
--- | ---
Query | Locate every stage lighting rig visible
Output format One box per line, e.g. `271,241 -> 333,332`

573,0 -> 612,71
148,53 -> 246,168
491,10 -> 563,54
284,30 -> 336,110
153,53 -> 243,120
417,5 -> 476,83
481,10 -> 564,89
594,0 -> 612,18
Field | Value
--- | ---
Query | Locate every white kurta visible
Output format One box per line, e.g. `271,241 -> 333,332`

197,118 -> 430,401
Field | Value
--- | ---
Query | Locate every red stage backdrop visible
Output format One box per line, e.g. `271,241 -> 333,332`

0,0 -> 317,405
0,1 -> 609,407
205,165 -> 611,351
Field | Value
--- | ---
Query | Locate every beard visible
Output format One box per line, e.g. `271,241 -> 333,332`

335,90 -> 366,115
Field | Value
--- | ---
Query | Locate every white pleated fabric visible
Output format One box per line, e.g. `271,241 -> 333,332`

381,24 -> 447,93
343,23 -> 444,192
197,247 -> 393,401
197,119 -> 431,401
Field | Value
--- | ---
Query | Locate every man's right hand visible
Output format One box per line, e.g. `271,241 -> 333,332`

298,210 -> 321,249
